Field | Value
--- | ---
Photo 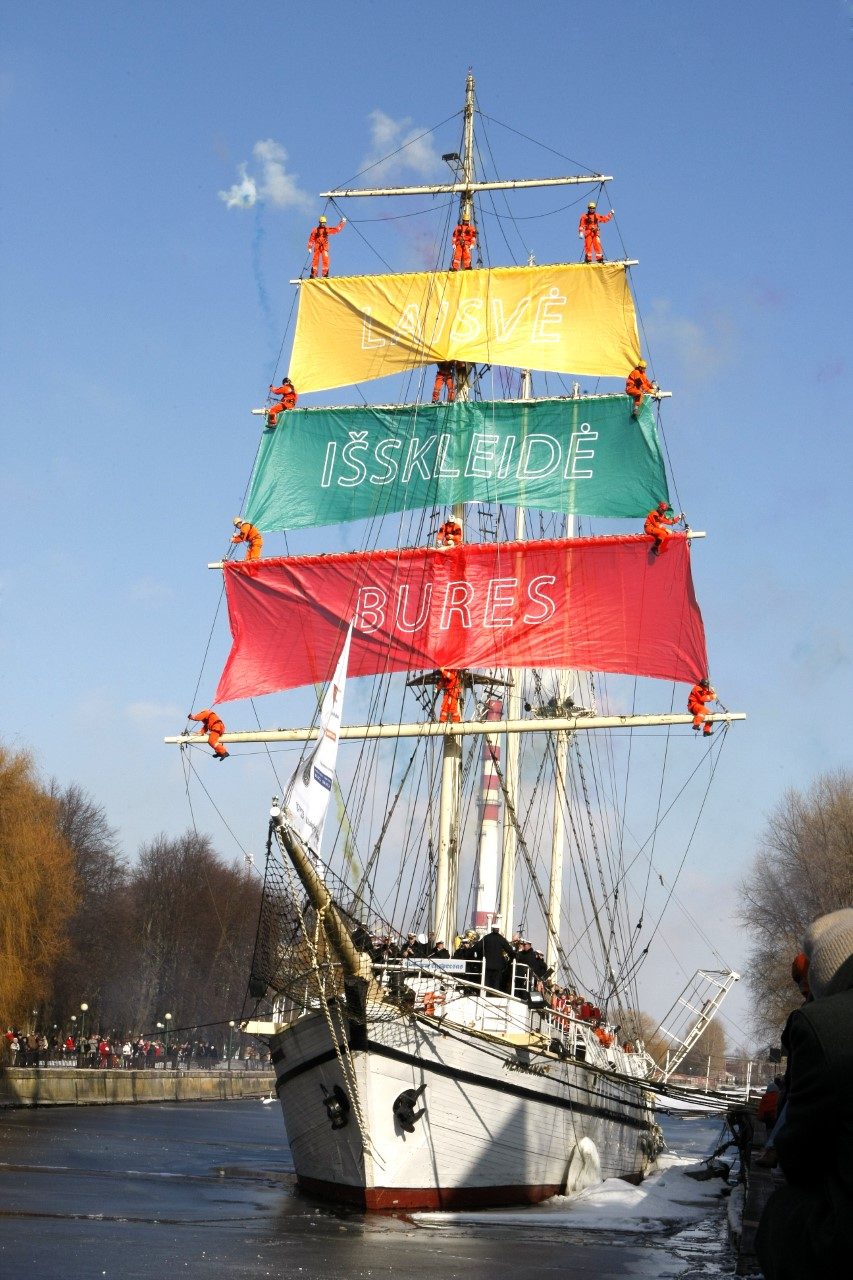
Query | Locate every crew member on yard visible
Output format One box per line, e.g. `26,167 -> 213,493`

231,516 -> 263,561
644,501 -> 681,556
432,361 -> 456,403
188,708 -> 229,760
266,377 -> 297,427
451,217 -> 477,270
626,360 -> 658,417
438,668 -> 462,723
578,201 -> 614,263
687,679 -> 717,737
436,518 -> 463,548
308,213 -> 346,278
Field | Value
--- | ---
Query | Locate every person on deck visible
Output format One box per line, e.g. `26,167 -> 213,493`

644,501 -> 681,556
432,361 -> 457,403
430,940 -> 450,960
436,518 -> 463,549
437,668 -> 462,723
266,377 -> 297,427
626,360 -> 658,417
231,517 -> 263,561
480,922 -> 515,992
578,201 -> 614,263
450,217 -> 477,270
188,708 -> 229,760
687,679 -> 716,736
308,214 -> 346,278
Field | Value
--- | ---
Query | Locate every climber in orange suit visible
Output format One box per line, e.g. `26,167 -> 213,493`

308,214 -> 346,278
436,518 -> 463,548
451,218 -> 477,270
267,378 -> 297,427
432,362 -> 457,403
438,669 -> 462,723
687,680 -> 717,737
644,501 -> 681,556
188,709 -> 229,760
231,517 -> 263,561
578,202 -> 614,263
626,360 -> 658,417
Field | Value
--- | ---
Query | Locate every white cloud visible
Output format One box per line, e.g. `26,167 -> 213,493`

358,109 -> 441,181
218,139 -> 312,212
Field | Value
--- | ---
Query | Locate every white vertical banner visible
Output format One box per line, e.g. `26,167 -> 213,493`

283,622 -> 353,856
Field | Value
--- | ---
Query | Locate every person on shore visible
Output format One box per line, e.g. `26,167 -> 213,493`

188,708 -> 229,760
756,908 -> 853,1279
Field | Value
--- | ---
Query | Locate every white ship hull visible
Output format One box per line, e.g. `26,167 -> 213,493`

271,997 -> 658,1211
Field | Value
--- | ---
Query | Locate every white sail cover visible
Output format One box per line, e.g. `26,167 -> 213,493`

283,622 -> 353,855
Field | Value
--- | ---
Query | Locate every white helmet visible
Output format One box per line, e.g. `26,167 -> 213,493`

233,516 -> 244,527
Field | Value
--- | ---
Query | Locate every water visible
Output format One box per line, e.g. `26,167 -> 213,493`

0,1102 -> 735,1278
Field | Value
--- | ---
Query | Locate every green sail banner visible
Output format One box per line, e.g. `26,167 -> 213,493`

245,396 -> 668,532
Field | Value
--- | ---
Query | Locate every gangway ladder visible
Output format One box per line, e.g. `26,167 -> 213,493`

655,968 -> 740,1082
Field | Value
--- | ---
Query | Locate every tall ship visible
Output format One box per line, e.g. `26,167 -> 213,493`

170,74 -> 744,1210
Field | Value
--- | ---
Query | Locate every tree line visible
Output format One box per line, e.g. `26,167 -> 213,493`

0,744 -> 261,1049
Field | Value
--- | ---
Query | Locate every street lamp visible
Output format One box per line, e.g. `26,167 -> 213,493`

80,1003 -> 89,1042
164,1013 -> 172,1062
228,1020 -> 235,1071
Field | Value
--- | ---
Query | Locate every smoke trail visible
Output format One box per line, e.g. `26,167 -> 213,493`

252,204 -> 278,357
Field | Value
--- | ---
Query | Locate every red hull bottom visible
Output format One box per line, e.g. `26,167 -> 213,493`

298,1175 -> 564,1211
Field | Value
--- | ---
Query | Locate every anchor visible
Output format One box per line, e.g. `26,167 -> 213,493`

392,1084 -> 426,1133
320,1083 -> 351,1130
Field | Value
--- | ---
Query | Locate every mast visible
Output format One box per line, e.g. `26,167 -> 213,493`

433,72 -> 478,946
498,333 -> 532,936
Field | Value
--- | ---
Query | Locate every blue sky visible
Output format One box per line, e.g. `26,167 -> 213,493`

2,2 -> 851,1040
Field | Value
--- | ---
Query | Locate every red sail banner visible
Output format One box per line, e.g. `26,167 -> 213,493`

214,536 -> 708,702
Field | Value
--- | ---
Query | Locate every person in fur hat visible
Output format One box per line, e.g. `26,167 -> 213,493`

756,908 -> 853,1278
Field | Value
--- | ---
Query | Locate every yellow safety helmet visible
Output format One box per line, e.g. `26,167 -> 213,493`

318,215 -> 327,225
638,359 -> 647,368
588,201 -> 597,209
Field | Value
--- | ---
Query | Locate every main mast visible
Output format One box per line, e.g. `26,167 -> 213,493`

434,71 -> 475,947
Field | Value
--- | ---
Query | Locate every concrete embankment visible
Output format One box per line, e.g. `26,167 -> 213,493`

0,1067 -> 276,1108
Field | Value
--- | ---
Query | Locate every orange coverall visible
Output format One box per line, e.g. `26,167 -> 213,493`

436,519 -> 463,548
626,365 -> 656,416
307,219 -> 345,278
438,669 -> 462,723
232,521 -> 263,561
578,209 -> 613,262
267,380 -> 297,426
687,684 -> 716,736
189,709 -> 229,758
451,222 -> 477,270
644,505 -> 679,555
432,362 -> 457,402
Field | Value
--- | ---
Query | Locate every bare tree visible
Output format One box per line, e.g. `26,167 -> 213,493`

46,783 -> 130,1031
739,768 -> 853,1041
126,831 -> 261,1041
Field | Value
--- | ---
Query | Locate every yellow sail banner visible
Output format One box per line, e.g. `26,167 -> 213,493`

288,263 -> 641,393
